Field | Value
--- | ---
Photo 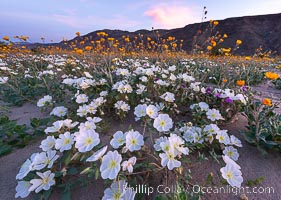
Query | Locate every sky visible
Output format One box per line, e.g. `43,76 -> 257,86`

1,0 -> 281,42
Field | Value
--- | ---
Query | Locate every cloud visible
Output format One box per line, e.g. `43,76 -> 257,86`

144,3 -> 199,29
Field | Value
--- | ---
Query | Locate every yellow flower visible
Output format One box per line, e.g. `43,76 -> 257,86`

76,32 -> 80,37
84,46 -> 92,51
236,80 -> 245,87
236,40 -> 242,45
213,21 -> 219,26
207,46 -> 212,51
265,72 -> 279,80
211,41 -> 216,47
245,56 -> 251,60
20,36 -> 29,41
76,49 -> 83,54
223,79 -> 228,83
2,36 -> 9,41
222,48 -> 231,53
223,34 -> 228,38
262,98 -> 272,106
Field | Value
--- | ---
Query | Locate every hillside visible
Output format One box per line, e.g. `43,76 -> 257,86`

50,13 -> 281,55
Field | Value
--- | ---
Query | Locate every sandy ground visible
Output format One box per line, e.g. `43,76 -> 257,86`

0,81 -> 280,200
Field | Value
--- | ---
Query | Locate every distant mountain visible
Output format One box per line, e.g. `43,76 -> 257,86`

36,13 -> 281,55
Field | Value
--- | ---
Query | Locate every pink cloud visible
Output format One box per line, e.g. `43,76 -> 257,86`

145,3 -> 198,29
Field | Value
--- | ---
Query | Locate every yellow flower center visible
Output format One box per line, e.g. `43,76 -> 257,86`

131,139 -> 137,145
64,139 -> 70,144
42,177 -> 49,185
160,120 -> 166,127
109,160 -> 117,169
85,138 -> 93,145
226,171 -> 233,179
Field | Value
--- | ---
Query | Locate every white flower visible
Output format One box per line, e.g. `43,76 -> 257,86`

198,102 -> 209,111
114,101 -> 130,112
55,132 -> 74,152
216,130 -> 231,145
220,164 -> 243,188
86,146 -> 108,162
29,171 -> 55,193
134,104 -> 147,118
125,130 -> 144,152
136,84 -> 146,94
40,136 -> 55,151
31,150 -> 59,170
15,181 -> 31,198
230,135 -> 243,147
100,151 -> 122,180
0,76 -> 8,84
110,131 -> 125,149
203,124 -> 220,135
16,153 -> 37,180
63,119 -> 79,129
159,151 -> 181,170
75,131 -> 100,152
182,74 -> 195,82
100,91 -> 108,97
37,95 -> 52,107
222,155 -> 241,169
153,114 -> 173,132
76,94 -> 89,104
168,134 -> 189,156
77,105 -> 88,117
146,105 -> 159,119
122,157 -> 137,173
102,180 -> 136,200
206,108 -> 223,121
44,120 -> 64,134
154,136 -> 168,151
160,92 -> 175,103
223,146 -> 239,161
50,106 -> 67,117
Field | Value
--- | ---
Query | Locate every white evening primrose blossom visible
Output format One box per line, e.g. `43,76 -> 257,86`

206,108 -> 224,121
31,150 -> 59,170
203,124 -> 220,135
40,136 -> 55,151
125,130 -> 144,152
153,114 -> 173,132
220,164 -> 243,188
16,153 -> 37,180
86,146 -> 108,162
216,130 -> 231,145
44,120 -> 64,134
159,151 -> 181,170
55,132 -> 74,152
168,134 -> 189,156
15,181 -> 31,198
121,156 -> 137,173
37,95 -> 52,107
77,105 -> 88,117
102,180 -> 136,200
154,136 -> 168,151
29,171 -> 55,193
230,135 -> 243,147
110,131 -> 125,149
100,150 -> 122,180
160,92 -> 175,103
136,84 -> 146,94
223,146 -> 239,161
76,94 -> 89,104
134,104 -> 147,118
146,105 -> 159,119
50,106 -> 67,117
114,101 -> 130,112
75,131 -> 100,152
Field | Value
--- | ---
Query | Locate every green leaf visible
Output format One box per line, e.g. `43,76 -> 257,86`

0,145 -> 12,157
